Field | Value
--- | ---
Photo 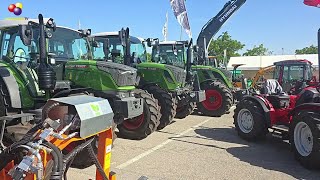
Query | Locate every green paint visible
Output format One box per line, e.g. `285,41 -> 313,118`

136,62 -> 181,91
90,103 -> 102,116
192,65 -> 233,88
65,60 -> 135,91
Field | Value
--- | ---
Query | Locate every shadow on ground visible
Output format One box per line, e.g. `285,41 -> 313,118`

191,126 -> 320,180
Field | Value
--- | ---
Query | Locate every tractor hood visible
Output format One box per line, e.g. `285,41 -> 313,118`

165,64 -> 187,85
96,61 -> 138,86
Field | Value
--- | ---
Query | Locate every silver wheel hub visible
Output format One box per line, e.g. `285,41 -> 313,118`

294,121 -> 313,157
237,109 -> 254,133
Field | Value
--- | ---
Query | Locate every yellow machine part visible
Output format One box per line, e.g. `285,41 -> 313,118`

251,65 -> 275,89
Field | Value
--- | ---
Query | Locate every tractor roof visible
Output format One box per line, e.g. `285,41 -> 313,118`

0,17 -> 53,28
159,41 -> 185,45
273,59 -> 312,66
0,17 -> 76,32
91,32 -> 144,44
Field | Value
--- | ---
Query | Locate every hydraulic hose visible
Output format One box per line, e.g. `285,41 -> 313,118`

62,138 -> 95,180
87,144 -> 109,180
43,142 -> 63,180
62,138 -> 94,169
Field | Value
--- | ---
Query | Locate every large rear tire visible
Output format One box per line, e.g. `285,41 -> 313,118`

118,89 -> 161,139
175,94 -> 196,119
290,111 -> 320,169
197,81 -> 232,117
143,85 -> 176,130
234,99 -> 268,141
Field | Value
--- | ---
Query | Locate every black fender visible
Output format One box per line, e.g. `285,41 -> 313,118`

289,103 -> 320,117
0,67 -> 21,108
242,95 -> 272,127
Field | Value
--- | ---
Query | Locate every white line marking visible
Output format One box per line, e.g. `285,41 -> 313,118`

116,117 -> 212,169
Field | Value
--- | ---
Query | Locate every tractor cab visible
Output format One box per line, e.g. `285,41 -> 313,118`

273,60 -> 314,94
151,41 -> 186,69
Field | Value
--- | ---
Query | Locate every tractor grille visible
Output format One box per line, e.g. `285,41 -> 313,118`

97,61 -> 137,86
165,65 -> 187,86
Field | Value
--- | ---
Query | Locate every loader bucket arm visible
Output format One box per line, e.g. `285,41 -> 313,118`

196,0 -> 246,65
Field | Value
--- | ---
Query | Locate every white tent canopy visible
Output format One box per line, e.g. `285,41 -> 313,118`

227,54 -> 318,70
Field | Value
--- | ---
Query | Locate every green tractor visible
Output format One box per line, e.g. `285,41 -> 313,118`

45,27 -> 161,141
0,15 -> 116,169
152,41 -> 232,117
92,29 -> 205,129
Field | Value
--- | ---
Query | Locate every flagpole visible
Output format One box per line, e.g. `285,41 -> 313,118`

180,25 -> 183,40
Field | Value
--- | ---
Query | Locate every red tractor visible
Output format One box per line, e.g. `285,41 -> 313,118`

234,34 -> 320,169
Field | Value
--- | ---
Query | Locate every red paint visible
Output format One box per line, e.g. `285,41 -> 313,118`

8,4 -> 15,12
122,113 -> 145,130
202,90 -> 223,110
304,0 -> 320,7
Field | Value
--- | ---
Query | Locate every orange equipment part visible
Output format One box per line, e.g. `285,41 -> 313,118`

0,128 -> 116,180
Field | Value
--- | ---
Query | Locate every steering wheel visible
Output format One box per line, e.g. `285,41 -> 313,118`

56,50 -> 65,56
13,48 -> 28,62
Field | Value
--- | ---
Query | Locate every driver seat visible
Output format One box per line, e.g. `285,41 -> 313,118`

261,79 -> 290,109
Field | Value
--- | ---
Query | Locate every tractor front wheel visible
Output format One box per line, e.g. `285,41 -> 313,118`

234,99 -> 268,141
290,111 -> 320,169
118,89 -> 161,139
144,85 -> 176,130
197,81 -> 232,117
175,95 -> 196,119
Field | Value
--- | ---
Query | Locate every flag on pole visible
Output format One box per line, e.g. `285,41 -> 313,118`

304,0 -> 320,7
170,0 -> 192,38
162,12 -> 169,41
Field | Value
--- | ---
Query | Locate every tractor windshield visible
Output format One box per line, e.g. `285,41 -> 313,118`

1,26 -> 40,64
92,35 -> 147,64
274,64 -> 312,83
48,27 -> 92,61
152,44 -> 185,68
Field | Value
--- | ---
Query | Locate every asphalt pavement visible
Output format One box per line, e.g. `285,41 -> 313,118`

68,107 -> 320,180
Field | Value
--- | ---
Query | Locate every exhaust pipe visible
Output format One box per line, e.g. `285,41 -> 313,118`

37,14 -> 56,91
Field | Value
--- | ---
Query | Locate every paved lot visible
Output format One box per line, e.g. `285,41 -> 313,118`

68,107 -> 320,180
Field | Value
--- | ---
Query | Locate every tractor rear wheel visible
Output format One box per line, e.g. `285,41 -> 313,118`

197,81 -> 232,117
234,99 -> 268,141
290,111 -> 320,169
175,95 -> 196,119
144,85 -> 176,130
118,89 -> 161,139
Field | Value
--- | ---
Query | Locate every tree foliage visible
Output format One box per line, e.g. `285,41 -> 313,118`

208,31 -> 245,62
295,45 -> 318,54
146,53 -> 152,61
243,44 -> 268,56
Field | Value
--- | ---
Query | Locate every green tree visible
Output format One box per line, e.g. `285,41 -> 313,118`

243,44 -> 268,56
146,53 -> 152,61
295,45 -> 318,54
208,31 -> 245,63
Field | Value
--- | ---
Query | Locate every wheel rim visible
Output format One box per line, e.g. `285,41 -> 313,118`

202,90 -> 223,110
122,113 -> 145,130
294,121 -> 313,157
237,109 -> 254,133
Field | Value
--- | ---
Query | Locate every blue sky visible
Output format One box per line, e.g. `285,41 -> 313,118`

0,0 -> 319,55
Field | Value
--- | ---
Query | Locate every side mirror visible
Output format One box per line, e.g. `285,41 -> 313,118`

46,18 -> 56,32
146,38 -> 152,47
19,25 -> 33,46
193,45 -> 199,53
78,29 -> 91,38
119,28 -> 128,47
